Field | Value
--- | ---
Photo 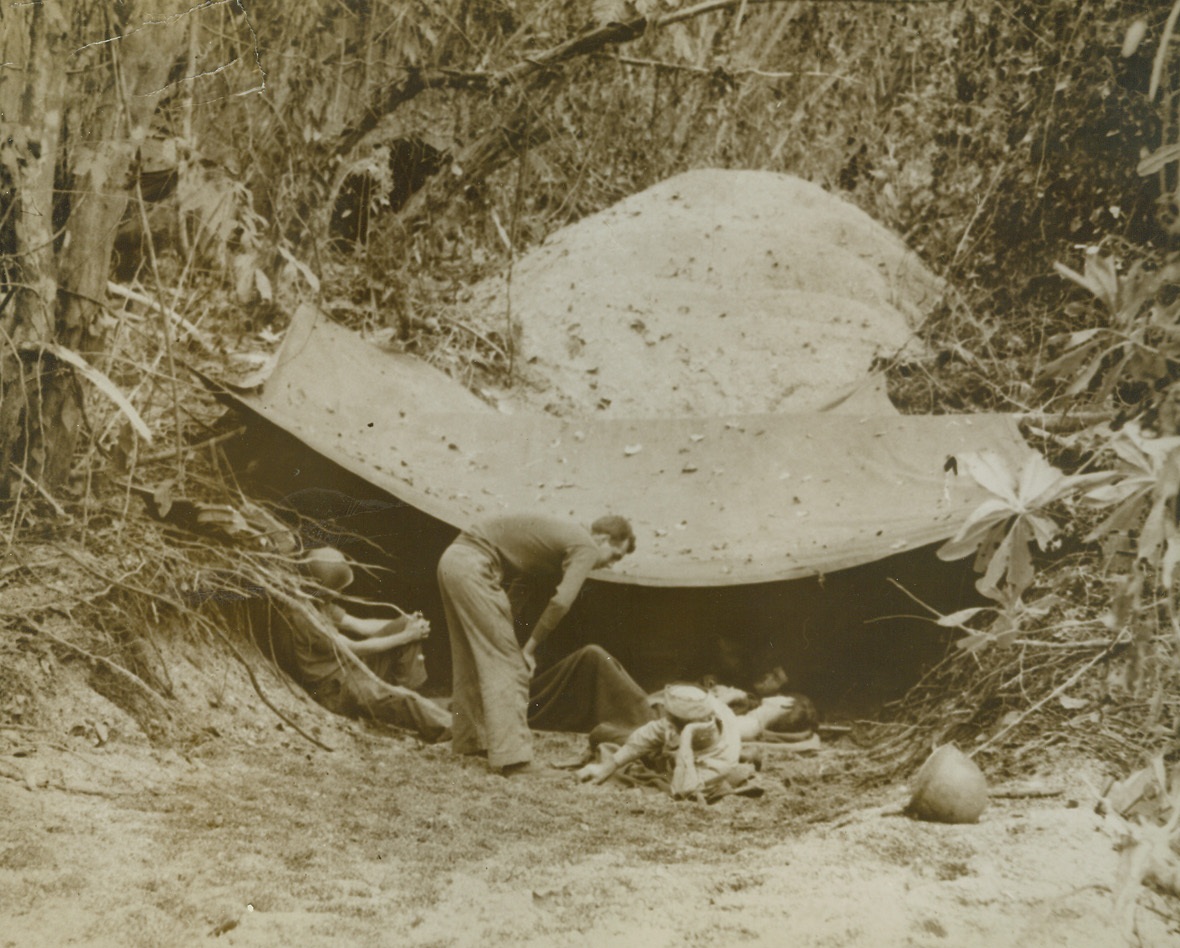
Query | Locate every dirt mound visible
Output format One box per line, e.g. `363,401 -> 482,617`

465,169 -> 941,417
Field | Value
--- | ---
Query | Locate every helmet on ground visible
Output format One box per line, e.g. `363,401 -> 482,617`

906,744 -> 988,824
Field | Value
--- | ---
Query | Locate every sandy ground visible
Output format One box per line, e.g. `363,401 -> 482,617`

3,705 -> 1177,948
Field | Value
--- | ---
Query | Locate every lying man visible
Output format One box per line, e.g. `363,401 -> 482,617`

528,643 -> 656,736
703,668 -> 820,744
734,693 -> 820,744
576,683 -> 758,802
361,636 -> 657,745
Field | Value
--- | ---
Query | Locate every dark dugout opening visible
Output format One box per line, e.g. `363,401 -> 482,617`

329,138 -> 449,249
222,412 -> 980,719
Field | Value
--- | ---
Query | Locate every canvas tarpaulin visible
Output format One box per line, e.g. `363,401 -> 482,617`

226,304 -> 1035,588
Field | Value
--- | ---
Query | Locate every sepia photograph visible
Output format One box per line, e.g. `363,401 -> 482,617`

2,1 -> 1180,945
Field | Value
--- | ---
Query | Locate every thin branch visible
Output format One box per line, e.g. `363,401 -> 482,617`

8,463 -> 67,516
23,617 -> 174,714
337,0 -> 946,234
139,425 -> 247,464
105,282 -> 214,353
969,642 -> 1119,758
344,0 -> 937,152
48,539 -> 333,753
599,52 -> 858,83
204,621 -> 335,753
434,314 -> 511,364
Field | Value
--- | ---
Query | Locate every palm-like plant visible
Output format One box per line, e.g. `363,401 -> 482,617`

937,450 -> 1110,601
1040,255 -> 1180,405
1084,423 -> 1180,587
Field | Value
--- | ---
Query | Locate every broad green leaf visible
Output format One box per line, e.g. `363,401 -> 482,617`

1083,469 -> 1152,509
1158,449 -> 1180,498
1137,141 -> 1180,176
276,244 -> 321,294
1085,255 -> 1122,311
937,507 -> 1011,561
1026,511 -> 1059,551
936,606 -> 990,628
1054,260 -> 1099,298
972,522 -> 1007,574
1050,469 -> 1120,501
1005,519 -> 1036,595
1085,492 -> 1152,542
153,481 -> 174,519
1163,536 -> 1180,588
1112,427 -> 1153,464
44,344 -> 152,444
1138,498 -> 1168,563
254,267 -> 273,302
1019,454 -> 1071,507
959,451 -> 1019,504
955,631 -> 991,654
1063,348 -> 1111,395
939,442 -> 1112,608
1040,340 -> 1100,382
978,528 -> 1017,598
1065,328 -> 1103,348
1129,430 -> 1180,466
1054,259 -> 1118,311
956,497 -> 1017,537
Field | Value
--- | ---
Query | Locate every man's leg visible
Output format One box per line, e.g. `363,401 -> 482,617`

529,645 -> 655,733
364,642 -> 427,691
439,544 -> 486,755
438,544 -> 531,768
474,614 -> 532,768
340,671 -> 453,742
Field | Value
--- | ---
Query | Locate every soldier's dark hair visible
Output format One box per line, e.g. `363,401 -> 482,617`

591,515 -> 636,554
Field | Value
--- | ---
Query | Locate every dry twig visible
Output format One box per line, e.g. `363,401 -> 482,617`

22,617 -> 173,714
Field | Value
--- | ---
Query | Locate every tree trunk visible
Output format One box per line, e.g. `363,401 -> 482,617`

0,2 -> 72,496
0,2 -> 184,501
